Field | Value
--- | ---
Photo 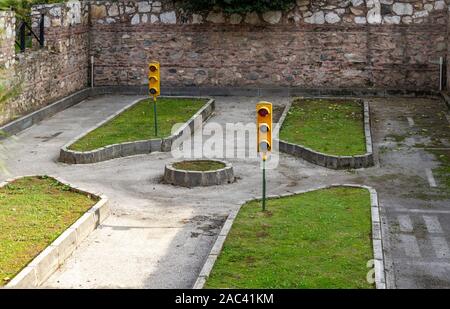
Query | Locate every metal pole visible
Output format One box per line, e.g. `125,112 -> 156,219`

153,97 -> 158,137
91,56 -> 94,88
262,157 -> 266,211
39,14 -> 44,48
19,22 -> 25,52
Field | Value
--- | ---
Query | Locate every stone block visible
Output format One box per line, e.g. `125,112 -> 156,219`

202,172 -> 218,186
6,266 -> 37,288
326,156 -> 338,169
52,227 -> 77,266
174,170 -> 187,187
28,245 -> 59,285
73,213 -> 96,245
186,172 -> 202,187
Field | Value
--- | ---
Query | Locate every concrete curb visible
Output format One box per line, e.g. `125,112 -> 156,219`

440,91 -> 450,110
2,175 -> 110,288
193,184 -> 387,289
164,160 -> 234,187
59,97 -> 215,164
94,85 -> 441,98
0,85 -> 442,142
276,98 -> 374,169
0,88 -> 92,139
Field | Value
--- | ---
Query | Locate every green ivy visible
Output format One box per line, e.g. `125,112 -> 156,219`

180,0 -> 296,14
0,0 -> 64,19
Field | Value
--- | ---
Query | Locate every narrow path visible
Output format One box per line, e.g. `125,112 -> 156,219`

1,95 -> 449,288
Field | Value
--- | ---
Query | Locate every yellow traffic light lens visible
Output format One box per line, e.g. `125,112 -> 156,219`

149,77 -> 158,82
258,108 -> 269,117
259,141 -> 270,152
149,65 -> 157,72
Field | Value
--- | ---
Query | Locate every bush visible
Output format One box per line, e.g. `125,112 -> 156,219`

180,0 -> 296,14
0,0 -> 64,19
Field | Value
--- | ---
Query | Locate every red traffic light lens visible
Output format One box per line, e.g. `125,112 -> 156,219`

149,65 -> 157,72
258,108 -> 269,117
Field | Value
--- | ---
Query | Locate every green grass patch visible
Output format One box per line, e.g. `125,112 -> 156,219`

205,187 -> 374,289
0,176 -> 98,286
173,160 -> 225,171
68,98 -> 207,151
279,99 -> 366,156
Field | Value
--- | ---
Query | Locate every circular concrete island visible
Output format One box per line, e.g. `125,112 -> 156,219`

164,160 -> 234,187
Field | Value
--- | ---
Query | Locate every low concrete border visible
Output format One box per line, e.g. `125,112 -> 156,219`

193,184 -> 387,289
0,85 -> 441,142
2,175 -> 110,288
94,85 -> 441,98
59,97 -> 215,164
440,91 -> 450,110
164,160 -> 234,187
276,98 -> 374,169
0,88 -> 92,139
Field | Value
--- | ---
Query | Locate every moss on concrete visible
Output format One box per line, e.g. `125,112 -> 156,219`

173,160 -> 226,171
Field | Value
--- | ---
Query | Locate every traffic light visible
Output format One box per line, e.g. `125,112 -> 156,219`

148,61 -> 160,99
256,101 -> 272,157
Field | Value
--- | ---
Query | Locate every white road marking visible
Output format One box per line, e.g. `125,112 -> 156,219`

398,215 -> 413,232
431,237 -> 450,259
401,261 -> 450,267
425,168 -> 437,188
423,216 -> 443,234
407,117 -> 415,127
392,208 -> 450,214
399,234 -> 422,258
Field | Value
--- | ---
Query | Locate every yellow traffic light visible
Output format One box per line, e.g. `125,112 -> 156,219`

256,101 -> 272,156
148,61 -> 160,99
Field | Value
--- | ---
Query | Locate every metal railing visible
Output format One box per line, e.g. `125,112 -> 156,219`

15,15 -> 45,52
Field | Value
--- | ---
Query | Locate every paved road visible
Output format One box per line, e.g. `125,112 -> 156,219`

362,97 -> 450,288
0,94 -> 449,288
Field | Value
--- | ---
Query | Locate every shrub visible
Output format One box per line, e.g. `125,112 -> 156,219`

0,0 -> 64,19
180,0 -> 296,14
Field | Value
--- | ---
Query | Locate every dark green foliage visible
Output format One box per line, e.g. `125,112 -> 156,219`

180,0 -> 296,14
0,0 -> 64,19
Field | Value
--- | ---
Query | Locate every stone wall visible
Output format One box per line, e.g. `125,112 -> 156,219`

90,0 -> 449,91
0,11 -> 17,124
0,1 -> 89,126
0,11 -> 15,70
1,0 -> 450,127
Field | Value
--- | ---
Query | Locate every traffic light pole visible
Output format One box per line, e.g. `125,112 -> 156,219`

148,61 -> 160,137
262,156 -> 266,212
153,96 -> 158,137
256,101 -> 272,212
